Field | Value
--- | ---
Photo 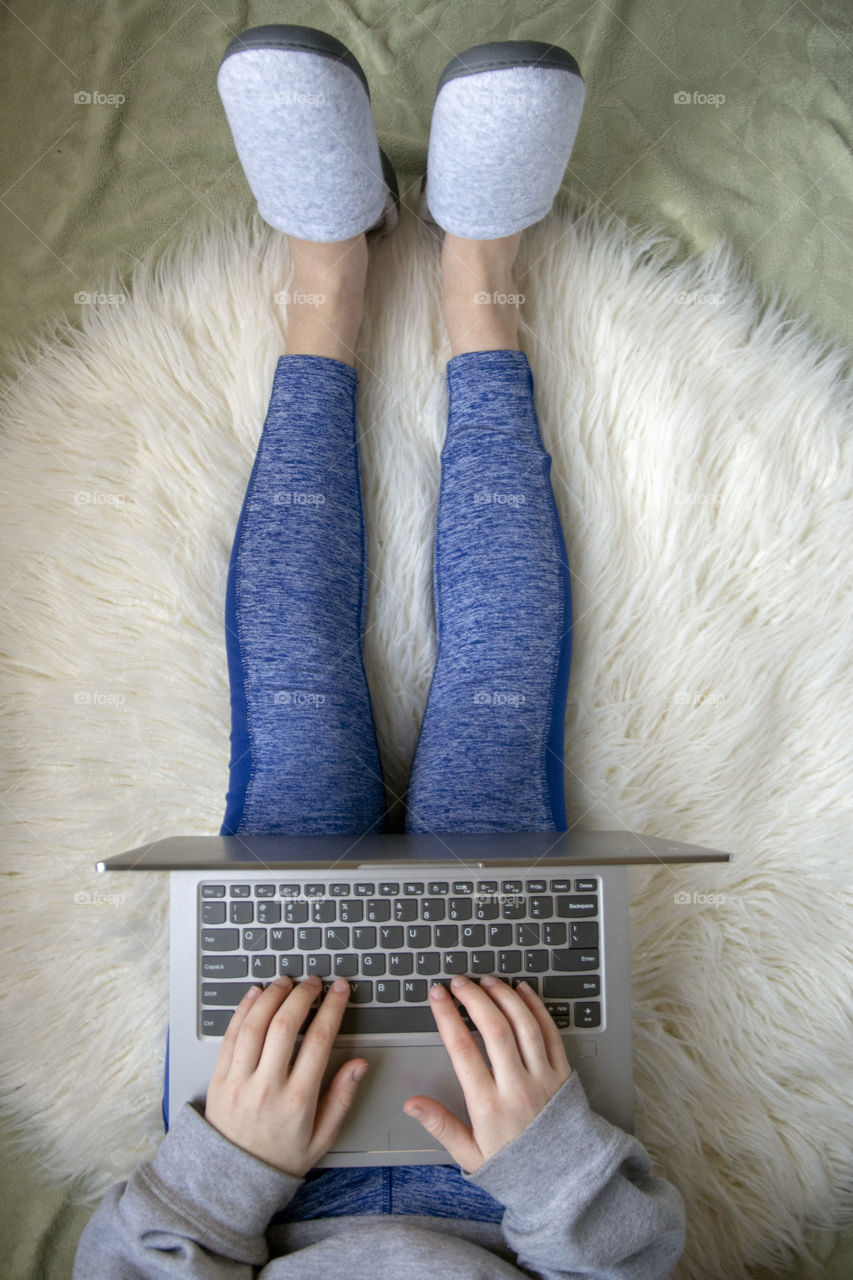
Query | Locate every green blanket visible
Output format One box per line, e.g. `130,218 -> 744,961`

1,2 -> 851,1276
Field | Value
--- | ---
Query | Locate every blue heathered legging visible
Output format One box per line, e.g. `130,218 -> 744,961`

217,347 -> 572,1222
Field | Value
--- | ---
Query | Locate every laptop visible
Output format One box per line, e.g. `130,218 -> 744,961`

97,829 -> 732,1166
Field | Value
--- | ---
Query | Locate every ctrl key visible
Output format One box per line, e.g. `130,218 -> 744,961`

201,1008 -> 235,1037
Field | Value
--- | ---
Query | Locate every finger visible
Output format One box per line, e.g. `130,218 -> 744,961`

402,1093 -> 483,1174
283,977 -> 352,1098
428,980 -> 495,1102
446,975 -> 525,1082
477,975 -> 553,1075
514,981 -> 573,1075
227,975 -> 298,1077
309,1056 -> 370,1161
254,975 -> 327,1081
213,980 -> 285,1079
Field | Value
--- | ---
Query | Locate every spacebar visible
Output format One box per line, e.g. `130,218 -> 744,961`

335,1006 -> 437,1034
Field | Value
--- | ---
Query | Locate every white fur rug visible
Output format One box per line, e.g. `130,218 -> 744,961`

0,201 -> 851,1280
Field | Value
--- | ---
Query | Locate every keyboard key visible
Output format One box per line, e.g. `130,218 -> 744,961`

378,882 -> 399,895
443,952 -> 467,974
202,956 -> 247,978
336,1006 -> 438,1034
366,899 -> 391,922
349,980 -> 372,1004
555,895 -> 598,917
461,924 -> 485,947
543,922 -> 567,946
229,884 -> 251,898
497,950 -> 523,973
279,955 -> 303,977
201,1009 -> 234,1035
257,901 -> 281,924
571,921 -> 599,948
416,952 -> 441,975
575,1001 -> 601,1028
256,884 -> 276,897
427,881 -> 449,894
388,952 -> 413,975
353,927 -> 376,949
524,949 -> 549,972
242,929 -> 267,951
403,882 -> 424,895
250,955 -> 276,979
575,878 -> 598,892
379,926 -> 404,948
284,901 -> 309,924
311,900 -> 336,923
296,927 -> 322,949
550,879 -> 571,892
304,884 -> 326,898
394,899 -> 418,922
477,881 -> 498,893
474,900 -> 499,920
502,897 -> 526,919
435,924 -> 459,948
329,883 -> 350,897
406,925 -> 430,948
270,928 -> 295,950
202,929 -> 239,951
202,982 -> 254,1006
421,898 -> 445,922
201,884 -> 226,898
403,979 -> 428,1001
452,881 -> 473,894
354,883 -> 374,896
525,880 -> 547,893
230,902 -> 254,924
333,954 -> 359,977
529,896 -> 553,919
470,951 -> 495,974
501,880 -> 522,893
376,980 -> 399,1002
448,898 -> 473,921
325,927 -> 349,950
361,954 -> 385,976
551,948 -> 599,971
488,924 -> 512,947
543,975 -> 600,998
339,900 -> 364,923
306,954 -> 331,977
201,902 -> 226,925
279,883 -> 301,897
516,923 -> 539,946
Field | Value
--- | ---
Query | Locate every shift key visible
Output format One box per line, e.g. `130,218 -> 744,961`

202,982 -> 254,1006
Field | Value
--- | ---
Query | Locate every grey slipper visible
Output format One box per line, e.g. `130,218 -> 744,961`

217,24 -> 399,241
419,40 -> 585,240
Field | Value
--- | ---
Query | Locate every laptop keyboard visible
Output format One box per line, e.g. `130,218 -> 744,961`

198,874 -> 603,1038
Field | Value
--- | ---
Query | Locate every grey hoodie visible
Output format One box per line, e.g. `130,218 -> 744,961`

73,1070 -> 686,1279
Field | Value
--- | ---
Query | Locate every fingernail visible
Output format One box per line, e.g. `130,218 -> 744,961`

430,983 -> 448,1000
404,1105 -> 423,1119
451,975 -> 467,990
352,1062 -> 368,1082
332,978 -> 349,993
246,985 -> 263,998
272,975 -> 292,988
480,975 -> 497,987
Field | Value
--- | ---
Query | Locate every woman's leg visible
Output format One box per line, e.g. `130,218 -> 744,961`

220,233 -> 388,836
405,232 -> 572,833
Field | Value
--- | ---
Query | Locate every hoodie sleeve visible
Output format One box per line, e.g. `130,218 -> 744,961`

72,1101 -> 304,1279
463,1071 -> 686,1280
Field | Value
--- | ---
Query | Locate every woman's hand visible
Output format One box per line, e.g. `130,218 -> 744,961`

204,975 -> 369,1178
403,974 -> 572,1174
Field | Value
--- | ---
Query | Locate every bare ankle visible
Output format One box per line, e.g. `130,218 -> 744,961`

441,232 -> 523,356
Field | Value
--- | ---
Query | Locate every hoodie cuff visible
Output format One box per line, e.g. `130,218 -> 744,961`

463,1071 -> 624,1206
147,1101 -> 305,1239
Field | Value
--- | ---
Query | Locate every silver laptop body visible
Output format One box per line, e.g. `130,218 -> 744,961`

98,829 -> 732,1167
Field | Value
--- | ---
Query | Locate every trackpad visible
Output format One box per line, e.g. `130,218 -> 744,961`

322,1045 -> 472,1154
